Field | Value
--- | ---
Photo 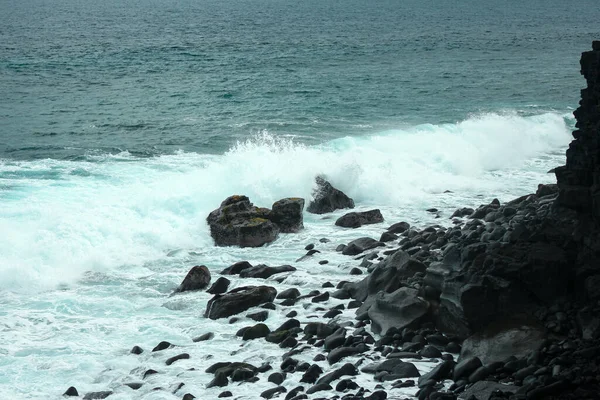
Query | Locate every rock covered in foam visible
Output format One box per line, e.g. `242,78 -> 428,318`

307,176 -> 355,214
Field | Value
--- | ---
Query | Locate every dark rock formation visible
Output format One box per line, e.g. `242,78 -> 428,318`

270,198 -> 305,232
206,195 -> 304,247
556,41 -> 600,214
307,176 -> 355,214
335,209 -> 384,228
204,286 -> 277,319
173,265 -> 211,293
364,287 -> 430,335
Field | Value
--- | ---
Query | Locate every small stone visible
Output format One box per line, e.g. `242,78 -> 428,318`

193,332 -> 214,342
64,387 -> 79,396
166,353 -> 190,366
130,345 -> 144,355
152,341 -> 172,352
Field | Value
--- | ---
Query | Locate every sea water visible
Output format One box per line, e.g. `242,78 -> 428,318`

0,0 -> 598,398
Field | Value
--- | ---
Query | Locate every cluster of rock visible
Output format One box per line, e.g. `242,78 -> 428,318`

206,195 -> 305,247
206,177 -> 384,247
65,43 -> 600,400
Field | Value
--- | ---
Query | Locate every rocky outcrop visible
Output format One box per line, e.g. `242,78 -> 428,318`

335,209 -> 384,228
556,41 -> 600,215
307,176 -> 354,214
206,195 -> 304,247
204,286 -> 277,319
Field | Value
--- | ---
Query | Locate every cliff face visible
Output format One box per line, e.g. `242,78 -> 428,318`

556,41 -> 600,214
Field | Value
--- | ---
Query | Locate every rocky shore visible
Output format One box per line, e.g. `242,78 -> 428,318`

64,43 -> 600,400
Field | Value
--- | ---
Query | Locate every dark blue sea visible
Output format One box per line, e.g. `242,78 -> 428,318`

0,0 -> 598,398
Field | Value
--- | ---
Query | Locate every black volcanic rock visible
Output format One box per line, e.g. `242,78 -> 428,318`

335,209 -> 384,228
270,198 -> 305,233
205,286 -> 277,319
173,265 -> 211,293
307,176 -> 355,214
206,195 -> 304,247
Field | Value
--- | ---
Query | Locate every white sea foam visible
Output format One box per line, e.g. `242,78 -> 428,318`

0,112 -> 572,398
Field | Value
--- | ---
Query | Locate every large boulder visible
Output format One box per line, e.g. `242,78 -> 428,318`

206,195 -> 304,247
173,265 -> 211,293
307,176 -> 355,214
348,250 -> 425,302
204,286 -> 277,319
270,198 -> 305,232
363,287 -> 430,335
335,209 -> 384,228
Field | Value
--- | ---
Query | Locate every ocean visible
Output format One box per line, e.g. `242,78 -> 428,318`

0,0 -> 598,398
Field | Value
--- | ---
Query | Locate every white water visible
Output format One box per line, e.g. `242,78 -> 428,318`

0,112 -> 571,399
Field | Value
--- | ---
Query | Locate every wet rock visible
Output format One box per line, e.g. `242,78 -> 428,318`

166,353 -> 189,365
380,231 -> 398,242
418,360 -> 454,387
301,364 -> 323,384
173,265 -> 211,293
247,310 -> 269,322
64,387 -> 79,396
261,386 -> 287,399
342,237 -> 383,256
217,392 -> 231,398
364,287 -> 430,336
311,292 -> 329,303
205,285 -> 277,319
420,345 -> 442,358
124,383 -> 143,390
207,195 -> 280,247
277,288 -> 301,300
270,198 -> 305,233
316,363 -> 358,385
307,176 -> 355,214
207,277 -> 231,294
239,264 -> 296,279
327,345 -> 365,364
268,372 -> 286,385
242,323 -> 270,340
130,345 -> 144,354
83,392 -> 113,400
192,332 -> 214,342
221,261 -> 254,275
306,383 -> 332,394
453,356 -> 482,381
388,221 -> 410,234
335,209 -> 384,228
143,369 -> 158,379
152,341 -> 173,352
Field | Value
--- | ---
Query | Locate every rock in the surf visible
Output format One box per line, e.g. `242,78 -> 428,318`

173,265 -> 211,293
307,176 -> 355,214
206,195 -> 305,247
205,285 -> 277,319
335,209 -> 384,228
270,198 -> 305,232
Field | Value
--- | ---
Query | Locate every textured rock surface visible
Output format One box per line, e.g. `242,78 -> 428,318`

206,195 -> 304,247
307,176 -> 355,214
